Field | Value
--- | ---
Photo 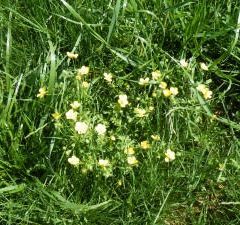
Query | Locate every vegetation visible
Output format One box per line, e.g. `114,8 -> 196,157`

0,0 -> 240,224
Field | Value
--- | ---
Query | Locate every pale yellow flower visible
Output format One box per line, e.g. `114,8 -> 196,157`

202,88 -> 213,99
75,121 -> 88,134
152,92 -> 157,97
149,106 -> 154,111
151,135 -> 160,141
140,141 -> 150,150
170,87 -> 179,96
37,87 -> 47,98
127,155 -> 138,166
180,59 -> 188,68
65,109 -> 78,121
110,135 -> 116,141
78,66 -> 89,75
70,101 -> 81,109
118,94 -> 129,108
164,149 -> 175,162
197,84 -> 207,93
134,108 -> 147,118
139,77 -> 150,85
103,72 -> 113,83
124,147 -> 135,155
98,159 -> 110,167
159,82 -> 167,89
163,89 -> 172,97
200,62 -> 208,71
67,52 -> 78,59
68,155 -> 80,166
218,163 -> 225,171
197,84 -> 212,100
151,70 -> 161,80
117,179 -> 122,186
65,150 -> 72,156
52,111 -> 61,120
82,81 -> 90,88
95,123 -> 107,135
211,114 -> 217,121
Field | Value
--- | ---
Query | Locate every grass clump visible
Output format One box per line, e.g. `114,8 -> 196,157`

0,0 -> 240,224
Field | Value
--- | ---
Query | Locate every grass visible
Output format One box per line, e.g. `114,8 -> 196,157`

0,0 -> 240,224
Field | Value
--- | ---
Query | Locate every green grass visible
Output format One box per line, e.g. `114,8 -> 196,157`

1,0 -> 240,224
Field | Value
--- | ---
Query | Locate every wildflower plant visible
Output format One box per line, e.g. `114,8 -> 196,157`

2,1 -> 238,224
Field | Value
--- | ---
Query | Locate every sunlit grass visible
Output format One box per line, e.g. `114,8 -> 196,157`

0,0 -> 240,224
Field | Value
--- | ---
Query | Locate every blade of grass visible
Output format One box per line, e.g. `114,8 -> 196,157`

211,10 -> 240,67
107,0 -> 121,44
6,7 -> 48,34
0,184 -> 25,194
5,12 -> 12,90
153,186 -> 173,224
59,0 -> 136,66
47,40 -> 57,97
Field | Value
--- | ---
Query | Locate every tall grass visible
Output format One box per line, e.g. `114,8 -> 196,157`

0,0 -> 240,224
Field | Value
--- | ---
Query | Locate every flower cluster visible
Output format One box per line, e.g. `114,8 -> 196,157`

159,82 -> 179,98
76,66 -> 90,80
67,52 -> 78,59
164,149 -> 176,162
125,147 -> 138,166
118,94 -> 129,108
103,72 -> 113,83
139,77 -> 150,86
37,87 -> 47,98
35,54 -> 216,179
197,84 -> 213,100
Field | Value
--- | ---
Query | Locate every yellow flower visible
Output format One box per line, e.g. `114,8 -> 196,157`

159,82 -> 167,89
164,149 -> 175,162
218,163 -> 225,171
196,84 -> 206,93
95,123 -> 107,135
78,66 -> 89,75
65,109 -> 78,121
140,140 -> 150,150
211,114 -> 217,121
151,135 -> 160,141
118,94 -> 129,108
124,147 -> 135,155
103,72 -> 113,83
149,106 -> 154,111
151,70 -> 161,80
75,121 -> 88,134
67,52 -> 78,59
82,81 -> 90,88
163,89 -> 171,97
170,87 -> 179,96
70,101 -> 81,110
98,159 -> 110,167
117,179 -> 122,186
52,111 -> 61,120
202,88 -> 213,100
37,87 -> 47,98
76,66 -> 89,79
180,59 -> 188,68
127,155 -> 138,166
68,155 -> 80,166
138,77 -> 150,85
197,84 -> 212,99
110,135 -> 116,141
65,150 -> 72,156
200,62 -> 208,71
152,92 -> 157,97
134,108 -> 147,118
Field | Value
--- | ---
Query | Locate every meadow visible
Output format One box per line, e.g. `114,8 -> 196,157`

0,0 -> 240,224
